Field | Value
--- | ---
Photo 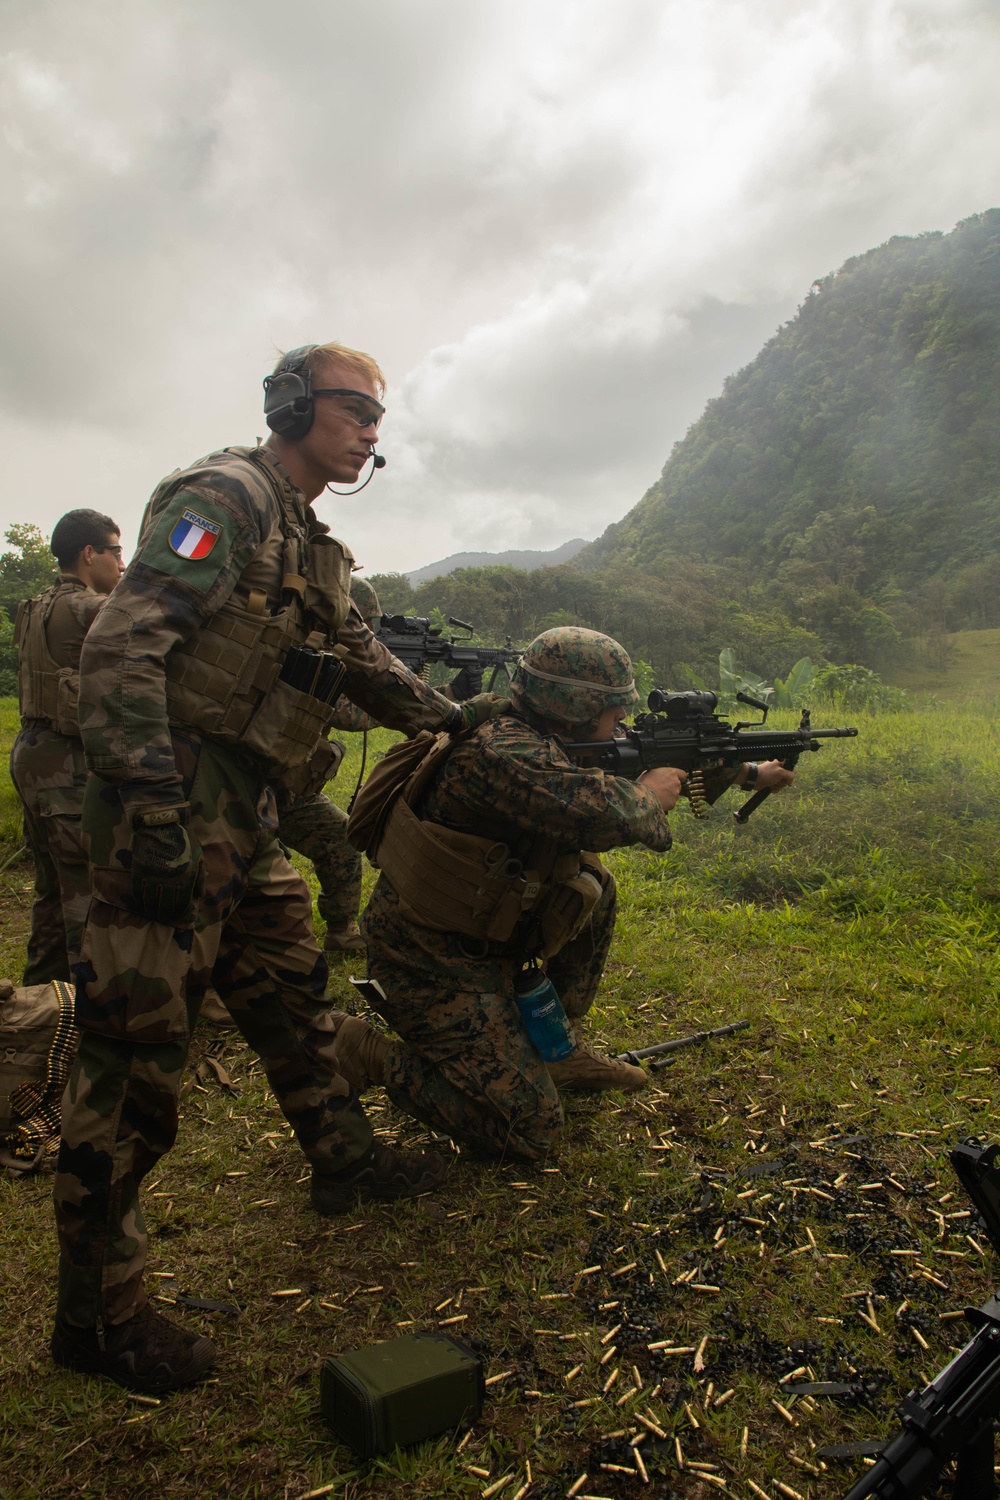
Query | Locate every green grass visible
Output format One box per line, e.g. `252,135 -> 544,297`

891,626 -> 1000,699
3,701 -> 1000,1497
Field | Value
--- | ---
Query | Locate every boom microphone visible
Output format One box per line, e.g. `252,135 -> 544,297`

326,449 -> 386,496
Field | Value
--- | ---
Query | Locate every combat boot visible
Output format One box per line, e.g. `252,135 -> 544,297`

547,1036 -> 647,1094
311,1142 -> 449,1215
324,923 -> 365,954
199,988 -> 236,1029
331,1013 -> 390,1092
51,1304 -> 216,1394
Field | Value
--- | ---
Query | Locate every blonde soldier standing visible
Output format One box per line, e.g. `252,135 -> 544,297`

10,511 -> 126,983
51,342 -> 506,1395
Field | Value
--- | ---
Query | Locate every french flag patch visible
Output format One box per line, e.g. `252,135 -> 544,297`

168,509 -> 223,560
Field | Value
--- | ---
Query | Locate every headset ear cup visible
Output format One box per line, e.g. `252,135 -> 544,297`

262,350 -> 315,438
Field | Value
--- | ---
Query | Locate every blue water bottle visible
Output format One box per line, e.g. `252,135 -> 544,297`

514,963 -> 576,1062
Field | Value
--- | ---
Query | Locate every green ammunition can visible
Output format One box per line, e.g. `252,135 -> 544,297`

320,1331 -> 485,1457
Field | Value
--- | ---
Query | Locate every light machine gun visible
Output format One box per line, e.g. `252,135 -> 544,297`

564,688 -> 858,824
376,614 -> 521,693
841,1139 -> 1000,1499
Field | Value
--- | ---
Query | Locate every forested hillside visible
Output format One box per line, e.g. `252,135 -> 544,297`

5,214 -> 997,691
370,213 -> 1000,685
581,210 -> 1000,630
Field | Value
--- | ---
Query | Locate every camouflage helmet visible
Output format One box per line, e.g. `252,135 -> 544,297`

510,626 -> 638,729
349,574 -> 382,632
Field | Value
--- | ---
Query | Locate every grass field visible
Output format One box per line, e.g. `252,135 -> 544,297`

892,626 -> 1000,698
2,697 -> 1000,1499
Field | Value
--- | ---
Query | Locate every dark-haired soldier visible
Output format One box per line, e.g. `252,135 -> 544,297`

10,510 -> 125,983
51,341 -> 506,1396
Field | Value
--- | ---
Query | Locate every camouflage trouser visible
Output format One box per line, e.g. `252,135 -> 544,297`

54,732 -> 373,1330
276,790 -> 363,932
362,870 -> 617,1163
9,723 -> 90,985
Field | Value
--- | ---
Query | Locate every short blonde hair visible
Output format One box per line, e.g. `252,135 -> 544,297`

272,342 -> 386,398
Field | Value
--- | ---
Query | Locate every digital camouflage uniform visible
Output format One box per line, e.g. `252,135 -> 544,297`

276,578 -> 381,946
362,712 -> 672,1162
275,697 -> 378,941
10,575 -> 106,984
54,443 -> 460,1331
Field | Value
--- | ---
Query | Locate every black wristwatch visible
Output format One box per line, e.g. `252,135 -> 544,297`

741,762 -> 759,787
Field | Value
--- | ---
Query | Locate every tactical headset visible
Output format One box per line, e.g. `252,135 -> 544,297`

262,345 -> 324,440
263,345 -> 387,493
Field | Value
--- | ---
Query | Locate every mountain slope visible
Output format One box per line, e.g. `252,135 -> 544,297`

408,538 -> 588,585
580,210 -> 1000,604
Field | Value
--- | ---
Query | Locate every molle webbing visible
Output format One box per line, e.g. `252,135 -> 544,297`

14,590 -> 83,737
160,448 -> 353,776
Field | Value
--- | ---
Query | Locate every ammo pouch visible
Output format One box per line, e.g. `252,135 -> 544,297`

14,596 -> 83,737
0,978 -> 78,1174
165,604 -> 347,778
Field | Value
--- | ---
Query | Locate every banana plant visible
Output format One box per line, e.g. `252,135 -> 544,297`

772,657 -> 815,709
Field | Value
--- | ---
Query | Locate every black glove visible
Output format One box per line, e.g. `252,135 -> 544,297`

449,665 -> 484,702
130,806 -> 203,926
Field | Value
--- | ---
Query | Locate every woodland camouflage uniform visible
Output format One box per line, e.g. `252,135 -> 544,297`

363,698 -> 672,1162
10,575 -> 105,984
54,443 -> 462,1334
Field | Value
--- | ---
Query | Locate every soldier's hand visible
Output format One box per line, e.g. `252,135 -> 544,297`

130,807 -> 204,925
638,766 -> 687,812
755,759 -> 796,792
453,693 -> 512,732
448,665 -> 485,702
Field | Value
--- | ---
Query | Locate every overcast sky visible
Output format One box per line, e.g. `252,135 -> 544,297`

2,0 -> 999,574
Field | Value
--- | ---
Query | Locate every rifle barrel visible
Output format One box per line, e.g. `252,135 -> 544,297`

616,1019 -> 750,1065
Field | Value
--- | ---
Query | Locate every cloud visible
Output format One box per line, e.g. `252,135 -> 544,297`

1,0 -> 998,569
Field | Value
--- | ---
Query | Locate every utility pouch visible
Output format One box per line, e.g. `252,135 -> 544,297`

275,736 -> 346,800
347,730 -> 458,856
305,533 -> 354,635
52,668 -> 82,737
320,1332 -> 484,1458
533,852 -> 607,961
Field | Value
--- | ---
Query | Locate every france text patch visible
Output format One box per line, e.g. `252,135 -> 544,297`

168,509 -> 223,560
